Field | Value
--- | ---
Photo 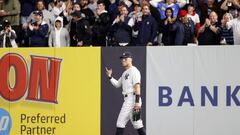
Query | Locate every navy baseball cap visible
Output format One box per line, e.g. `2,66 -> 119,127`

71,11 -> 85,18
33,11 -> 43,17
3,20 -> 11,28
120,52 -> 133,59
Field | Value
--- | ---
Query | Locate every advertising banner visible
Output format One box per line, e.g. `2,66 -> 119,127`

2,46 -> 239,135
147,46 -> 240,135
0,48 -> 101,135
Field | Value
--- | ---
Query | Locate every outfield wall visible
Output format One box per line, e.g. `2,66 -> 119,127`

0,46 -> 240,135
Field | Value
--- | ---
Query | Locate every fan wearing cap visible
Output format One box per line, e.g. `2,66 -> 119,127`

69,3 -> 81,46
27,10 -> 49,47
0,19 -> 18,48
105,52 -> 146,135
71,11 -> 92,46
170,9 -> 196,45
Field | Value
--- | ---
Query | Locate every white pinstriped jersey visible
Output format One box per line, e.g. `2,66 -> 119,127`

110,66 -> 141,95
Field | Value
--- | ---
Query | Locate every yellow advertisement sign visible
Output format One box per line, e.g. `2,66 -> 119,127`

0,48 -> 100,135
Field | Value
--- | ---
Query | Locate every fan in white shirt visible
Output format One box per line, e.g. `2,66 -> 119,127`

227,9 -> 240,45
48,17 -> 70,47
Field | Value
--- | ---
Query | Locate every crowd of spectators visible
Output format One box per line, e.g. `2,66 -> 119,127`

0,0 -> 240,47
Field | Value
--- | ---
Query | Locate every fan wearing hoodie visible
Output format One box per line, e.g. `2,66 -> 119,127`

49,17 -> 70,47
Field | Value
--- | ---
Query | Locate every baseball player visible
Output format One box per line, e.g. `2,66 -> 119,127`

105,52 -> 146,135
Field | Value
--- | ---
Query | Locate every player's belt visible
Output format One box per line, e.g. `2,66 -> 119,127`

124,93 -> 135,97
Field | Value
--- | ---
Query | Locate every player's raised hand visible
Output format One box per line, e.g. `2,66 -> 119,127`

105,67 -> 112,77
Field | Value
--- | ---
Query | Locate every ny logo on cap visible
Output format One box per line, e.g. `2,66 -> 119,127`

125,73 -> 129,80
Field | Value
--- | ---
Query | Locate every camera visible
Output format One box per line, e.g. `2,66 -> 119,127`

4,24 -> 10,29
3,25 -> 11,33
2,19 -> 11,28
30,19 -> 39,26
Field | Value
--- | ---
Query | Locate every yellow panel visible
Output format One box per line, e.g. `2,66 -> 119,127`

0,47 -> 101,135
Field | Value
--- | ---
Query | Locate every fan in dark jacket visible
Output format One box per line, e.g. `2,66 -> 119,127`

111,5 -> 133,46
20,0 -> 37,46
170,10 -> 197,45
198,11 -> 221,45
71,11 -> 92,46
92,0 -> 111,46
133,4 -> 158,46
161,7 -> 176,45
80,0 -> 95,26
27,11 -> 49,47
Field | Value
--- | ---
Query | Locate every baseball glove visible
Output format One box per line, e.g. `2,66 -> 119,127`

132,109 -> 141,121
